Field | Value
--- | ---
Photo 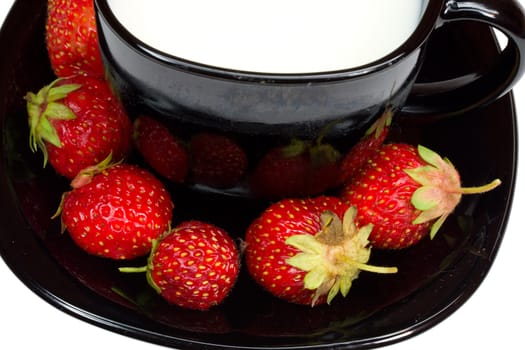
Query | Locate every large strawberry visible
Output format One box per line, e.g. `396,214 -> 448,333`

25,75 -> 132,179
189,132 -> 248,188
250,139 -> 341,199
341,143 -> 501,249
121,220 -> 240,310
133,115 -> 189,183
340,106 -> 393,184
244,197 -> 397,306
55,159 -> 174,260
46,0 -> 105,78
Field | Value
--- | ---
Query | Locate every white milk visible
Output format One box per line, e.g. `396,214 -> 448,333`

107,0 -> 426,73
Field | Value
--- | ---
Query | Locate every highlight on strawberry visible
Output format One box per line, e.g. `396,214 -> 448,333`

25,75 -> 132,179
53,156 -> 174,260
341,143 -> 501,249
120,221 -> 240,310
244,197 -> 397,307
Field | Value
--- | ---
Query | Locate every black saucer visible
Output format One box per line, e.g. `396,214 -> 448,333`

0,0 -> 516,349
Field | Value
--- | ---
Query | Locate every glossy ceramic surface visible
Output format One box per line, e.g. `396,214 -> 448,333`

95,0 -> 525,133
95,0 -> 434,136
0,0 -> 517,349
93,0 -> 525,200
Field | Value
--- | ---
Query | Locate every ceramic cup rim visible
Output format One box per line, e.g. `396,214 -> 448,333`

94,0 -> 442,83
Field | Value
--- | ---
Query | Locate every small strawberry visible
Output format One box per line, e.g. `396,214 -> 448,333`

133,115 -> 189,183
244,197 -> 397,306
189,132 -> 248,188
55,159 -> 174,260
120,220 -> 240,310
250,139 -> 341,199
46,0 -> 105,77
25,75 -> 132,179
341,143 -> 502,249
340,106 -> 393,184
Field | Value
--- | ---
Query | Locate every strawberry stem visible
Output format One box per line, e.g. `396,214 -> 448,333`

117,239 -> 163,294
343,258 -> 398,274
460,178 -> 502,194
315,119 -> 341,146
119,266 -> 148,273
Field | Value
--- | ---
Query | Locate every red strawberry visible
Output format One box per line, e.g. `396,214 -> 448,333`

250,139 -> 341,199
133,115 -> 189,183
244,197 -> 397,306
306,142 -> 342,194
250,140 -> 310,199
340,143 -> 501,249
121,221 -> 240,310
189,132 -> 248,188
340,106 -> 393,184
55,160 -> 174,260
25,75 -> 132,179
46,0 -> 105,77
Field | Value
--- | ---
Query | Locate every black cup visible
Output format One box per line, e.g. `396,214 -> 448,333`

94,0 -> 525,198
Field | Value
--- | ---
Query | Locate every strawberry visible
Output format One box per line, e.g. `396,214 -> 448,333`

25,75 -> 132,179
46,0 -> 105,78
340,106 -> 393,184
55,159 -> 174,260
189,132 -> 248,188
250,139 -> 341,199
340,143 -> 502,249
121,220 -> 240,310
133,115 -> 189,183
250,140 -> 310,199
306,141 -> 343,194
244,197 -> 397,306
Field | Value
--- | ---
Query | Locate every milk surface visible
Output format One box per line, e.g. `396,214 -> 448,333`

107,0 -> 425,73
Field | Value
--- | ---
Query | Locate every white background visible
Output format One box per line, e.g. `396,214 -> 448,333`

1,1 -> 524,349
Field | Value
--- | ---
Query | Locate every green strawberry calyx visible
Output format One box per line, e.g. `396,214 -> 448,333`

311,123 -> 342,167
406,145 -> 502,239
69,152 -> 117,189
25,78 -> 81,166
119,236 -> 163,294
364,105 -> 393,139
280,138 -> 309,158
280,136 -> 341,169
309,142 -> 341,168
285,207 -> 397,306
51,154 -> 118,224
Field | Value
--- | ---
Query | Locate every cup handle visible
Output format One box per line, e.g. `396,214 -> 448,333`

402,0 -> 525,116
